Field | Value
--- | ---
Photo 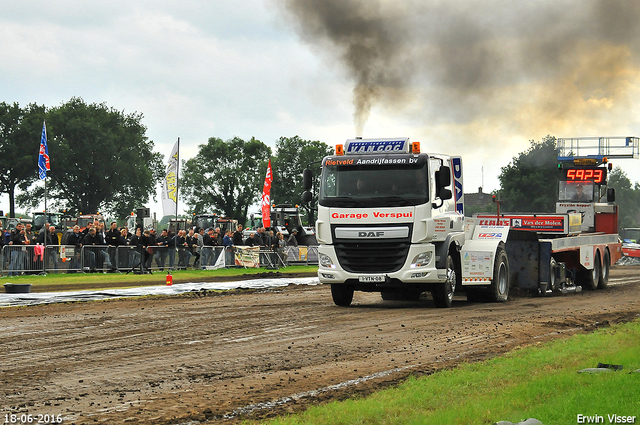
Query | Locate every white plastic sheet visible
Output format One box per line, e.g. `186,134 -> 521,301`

0,277 -> 320,307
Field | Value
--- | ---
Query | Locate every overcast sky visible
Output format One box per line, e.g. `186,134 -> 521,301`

3,0 -> 640,218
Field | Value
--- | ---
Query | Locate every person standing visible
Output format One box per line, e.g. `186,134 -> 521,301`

184,229 -> 195,268
202,228 -> 212,267
254,227 -> 265,246
105,221 -> 120,271
175,230 -> 188,270
119,227 -> 132,269
25,222 -> 37,244
24,222 -> 37,272
145,229 -> 157,270
276,232 -> 287,266
232,224 -> 244,246
94,222 -> 113,271
167,229 -> 177,270
82,227 -> 102,272
140,229 -> 153,272
244,232 -> 259,247
37,225 -> 59,272
66,225 -> 83,272
262,229 -> 277,268
155,229 -> 169,271
214,227 -> 223,246
128,228 -> 142,271
287,229 -> 299,247
9,223 -> 28,276
222,230 -> 234,267
191,232 -> 202,268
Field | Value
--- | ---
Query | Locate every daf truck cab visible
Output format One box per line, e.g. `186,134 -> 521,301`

305,137 -> 468,307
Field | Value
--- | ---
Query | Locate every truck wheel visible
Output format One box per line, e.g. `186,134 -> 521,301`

489,248 -> 509,302
598,250 -> 610,289
433,254 -> 456,308
331,284 -> 354,306
583,251 -> 601,291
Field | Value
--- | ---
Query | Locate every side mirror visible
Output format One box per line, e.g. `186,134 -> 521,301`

303,168 -> 313,190
432,165 -> 453,208
302,190 -> 313,204
439,188 -> 452,201
437,166 -> 451,187
607,187 -> 616,203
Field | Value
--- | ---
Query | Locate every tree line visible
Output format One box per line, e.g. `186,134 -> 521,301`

0,98 -> 332,225
3,98 -> 639,228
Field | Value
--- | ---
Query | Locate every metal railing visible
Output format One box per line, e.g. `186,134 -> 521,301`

1,244 -> 319,275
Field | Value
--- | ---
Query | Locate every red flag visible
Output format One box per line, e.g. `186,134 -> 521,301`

261,159 -> 273,228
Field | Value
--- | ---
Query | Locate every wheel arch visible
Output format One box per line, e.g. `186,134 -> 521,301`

434,232 -> 464,270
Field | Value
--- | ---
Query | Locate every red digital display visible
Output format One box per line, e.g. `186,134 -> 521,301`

565,168 -> 606,183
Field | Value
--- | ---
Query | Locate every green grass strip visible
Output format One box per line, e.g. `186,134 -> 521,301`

260,319 -> 640,425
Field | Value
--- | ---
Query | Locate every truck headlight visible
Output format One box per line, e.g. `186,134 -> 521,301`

410,252 -> 432,268
319,253 -> 336,269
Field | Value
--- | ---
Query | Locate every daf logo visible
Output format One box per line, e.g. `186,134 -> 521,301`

359,231 -> 385,238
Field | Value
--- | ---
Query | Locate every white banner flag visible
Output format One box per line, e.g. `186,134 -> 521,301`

161,139 -> 179,217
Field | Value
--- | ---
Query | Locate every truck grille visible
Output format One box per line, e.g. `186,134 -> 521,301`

334,242 -> 410,273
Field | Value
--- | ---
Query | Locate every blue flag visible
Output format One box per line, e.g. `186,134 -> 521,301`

38,121 -> 50,180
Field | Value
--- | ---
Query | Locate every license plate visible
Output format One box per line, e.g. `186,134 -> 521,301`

359,275 -> 385,283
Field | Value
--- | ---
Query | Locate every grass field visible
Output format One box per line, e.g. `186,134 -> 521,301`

257,319 -> 640,425
1,265 -> 319,292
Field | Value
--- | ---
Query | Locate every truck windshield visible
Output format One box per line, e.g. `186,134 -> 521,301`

319,155 -> 429,208
558,181 -> 594,202
33,213 -> 62,229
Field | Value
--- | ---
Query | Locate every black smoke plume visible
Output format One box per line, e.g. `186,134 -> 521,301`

276,0 -> 640,136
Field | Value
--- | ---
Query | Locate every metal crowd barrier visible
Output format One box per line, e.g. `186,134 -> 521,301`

232,245 -> 319,268
284,245 -> 318,265
0,244 -> 319,275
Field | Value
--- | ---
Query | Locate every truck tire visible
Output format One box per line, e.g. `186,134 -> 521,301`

489,247 -> 509,302
331,284 -> 354,307
598,249 -> 610,289
583,251 -> 601,290
433,254 -> 456,308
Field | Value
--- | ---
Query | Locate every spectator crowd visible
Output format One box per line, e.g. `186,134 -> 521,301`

1,219 -> 300,274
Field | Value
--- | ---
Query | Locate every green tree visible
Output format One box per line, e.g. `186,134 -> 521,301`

181,136 -> 272,224
17,97 -> 163,219
497,135 -> 559,212
0,102 -> 46,217
607,167 -> 640,228
271,136 -> 333,224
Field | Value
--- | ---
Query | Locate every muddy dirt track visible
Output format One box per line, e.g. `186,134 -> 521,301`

2,267 -> 640,425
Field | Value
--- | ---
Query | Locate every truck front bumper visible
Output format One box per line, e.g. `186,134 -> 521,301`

317,245 -> 446,285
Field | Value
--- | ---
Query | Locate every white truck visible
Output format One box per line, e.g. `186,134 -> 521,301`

303,137 -> 623,307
